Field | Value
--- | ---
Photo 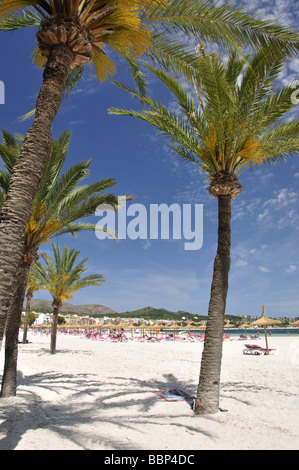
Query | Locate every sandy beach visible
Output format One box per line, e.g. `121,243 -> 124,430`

0,331 -> 298,450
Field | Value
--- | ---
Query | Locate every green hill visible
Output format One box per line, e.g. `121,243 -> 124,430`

119,307 -> 243,322
28,299 -> 243,323
119,306 -> 206,321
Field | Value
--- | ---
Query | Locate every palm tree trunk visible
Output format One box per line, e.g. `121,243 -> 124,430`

0,44 -> 74,342
0,262 -> 30,398
22,291 -> 33,344
50,306 -> 60,355
194,194 -> 232,415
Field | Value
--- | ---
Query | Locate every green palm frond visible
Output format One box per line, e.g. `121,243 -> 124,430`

0,7 -> 41,30
110,43 -> 299,180
35,129 -> 71,203
27,261 -> 45,293
0,129 -> 122,258
258,120 -> 299,164
0,129 -> 22,172
37,242 -> 104,304
0,0 -> 298,90
44,159 -> 92,212
0,188 -> 6,209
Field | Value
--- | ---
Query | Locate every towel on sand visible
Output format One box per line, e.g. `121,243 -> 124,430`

154,389 -> 195,407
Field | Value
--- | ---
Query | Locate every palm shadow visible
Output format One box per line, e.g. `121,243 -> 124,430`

0,368 -> 209,450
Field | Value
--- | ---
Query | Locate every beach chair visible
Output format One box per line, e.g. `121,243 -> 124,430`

243,344 -> 277,355
249,333 -> 261,340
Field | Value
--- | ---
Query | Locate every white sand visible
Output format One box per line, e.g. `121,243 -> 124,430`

0,331 -> 299,450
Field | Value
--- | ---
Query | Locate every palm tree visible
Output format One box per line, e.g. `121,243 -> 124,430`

109,45 -> 299,414
0,129 -> 120,397
34,242 -> 104,355
0,0 -> 298,344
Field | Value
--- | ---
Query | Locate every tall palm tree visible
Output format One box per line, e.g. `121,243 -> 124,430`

34,242 -> 104,355
0,129 -> 120,397
0,1 -> 298,345
109,45 -> 299,414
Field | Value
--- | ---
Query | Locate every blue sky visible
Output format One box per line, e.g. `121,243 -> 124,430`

0,0 -> 298,318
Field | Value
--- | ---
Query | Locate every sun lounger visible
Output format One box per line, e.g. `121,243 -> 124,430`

249,334 -> 261,339
243,344 -> 277,355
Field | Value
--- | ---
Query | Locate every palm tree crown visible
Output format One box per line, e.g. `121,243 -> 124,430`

1,1 -> 299,83
110,45 -> 299,198
35,242 -> 104,307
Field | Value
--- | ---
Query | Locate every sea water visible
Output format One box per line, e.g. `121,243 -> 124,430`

223,328 -> 299,337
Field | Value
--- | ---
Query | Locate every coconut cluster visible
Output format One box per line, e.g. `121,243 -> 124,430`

36,16 -> 94,68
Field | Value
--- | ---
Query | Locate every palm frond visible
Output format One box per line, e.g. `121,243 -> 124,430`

111,42 -> 299,181
37,241 -> 104,304
144,0 -> 299,55
1,0 -> 299,92
0,129 -> 121,257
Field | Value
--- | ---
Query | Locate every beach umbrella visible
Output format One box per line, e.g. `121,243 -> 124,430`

197,322 -> 207,338
181,320 -> 195,333
291,320 -> 299,327
249,305 -> 281,355
169,321 -> 181,340
224,320 -> 234,337
150,321 -> 166,339
114,319 -> 128,341
185,321 -> 206,336
103,321 -> 117,335
138,320 -> 150,337
239,322 -> 251,339
127,321 -> 138,339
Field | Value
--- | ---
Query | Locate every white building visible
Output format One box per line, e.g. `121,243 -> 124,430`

34,313 -> 52,325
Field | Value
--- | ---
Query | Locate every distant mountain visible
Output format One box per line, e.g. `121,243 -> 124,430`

27,300 -> 242,322
119,307 -> 243,322
119,306 -> 208,321
27,299 -> 117,316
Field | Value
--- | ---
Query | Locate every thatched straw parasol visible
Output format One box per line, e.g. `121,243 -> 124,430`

291,319 -> 299,327
126,320 -> 139,339
103,321 -> 117,334
113,319 -> 129,341
239,322 -> 251,339
168,321 -> 181,339
181,320 -> 195,332
149,321 -> 165,339
249,305 -> 281,354
137,320 -> 150,337
224,319 -> 234,337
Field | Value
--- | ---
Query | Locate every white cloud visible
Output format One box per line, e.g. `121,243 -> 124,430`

257,188 -> 299,229
235,259 -> 248,267
259,266 -> 271,273
264,188 -> 297,208
286,265 -> 297,273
